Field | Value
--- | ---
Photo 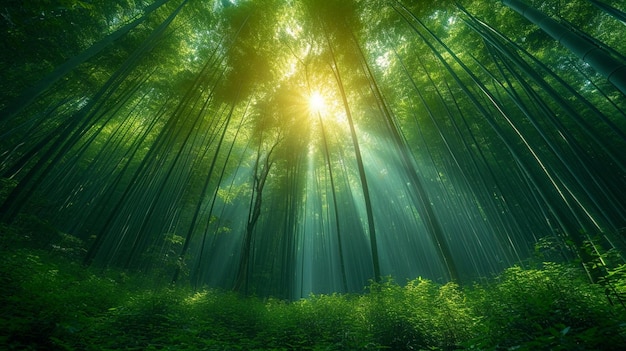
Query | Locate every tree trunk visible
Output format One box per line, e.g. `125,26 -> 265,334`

502,0 -> 626,95
0,0 -> 172,122
233,140 -> 278,293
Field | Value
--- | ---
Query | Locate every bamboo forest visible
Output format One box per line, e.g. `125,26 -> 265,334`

2,0 -> 626,349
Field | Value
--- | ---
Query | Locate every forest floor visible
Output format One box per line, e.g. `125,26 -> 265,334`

1,219 -> 626,350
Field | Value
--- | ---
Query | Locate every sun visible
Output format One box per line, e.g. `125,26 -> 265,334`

308,91 -> 326,114
305,89 -> 348,127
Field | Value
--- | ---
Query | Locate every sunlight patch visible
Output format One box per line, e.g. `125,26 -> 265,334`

376,52 -> 391,70
308,91 -> 326,114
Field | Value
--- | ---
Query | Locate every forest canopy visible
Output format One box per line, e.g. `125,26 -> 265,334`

1,0 -> 625,299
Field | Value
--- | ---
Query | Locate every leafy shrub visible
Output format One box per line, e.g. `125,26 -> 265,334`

292,293 -> 361,349
2,221 -> 626,350
0,248 -> 123,350
358,277 -> 430,350
367,277 -> 481,350
465,263 -> 626,350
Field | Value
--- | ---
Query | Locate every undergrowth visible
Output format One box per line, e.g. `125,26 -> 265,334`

1,221 -> 625,350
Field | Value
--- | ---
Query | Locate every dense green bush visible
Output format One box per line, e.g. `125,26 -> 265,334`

1,222 -> 625,350
0,248 -> 124,350
466,263 -> 626,350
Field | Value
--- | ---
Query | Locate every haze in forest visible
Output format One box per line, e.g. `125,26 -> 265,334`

1,0 -> 625,299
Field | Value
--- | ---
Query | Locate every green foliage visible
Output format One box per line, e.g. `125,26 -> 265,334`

1,223 -> 626,350
0,248 -> 124,349
580,237 -> 626,309
360,277 -> 431,350
0,178 -> 17,205
465,263 -> 626,350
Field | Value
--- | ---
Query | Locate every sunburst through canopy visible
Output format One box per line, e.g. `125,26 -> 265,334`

308,91 -> 326,114
0,0 -> 625,302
